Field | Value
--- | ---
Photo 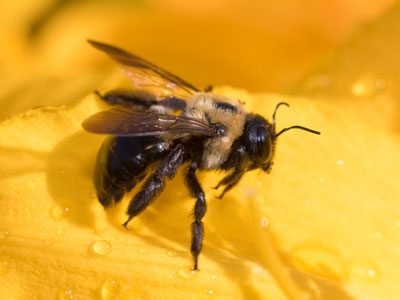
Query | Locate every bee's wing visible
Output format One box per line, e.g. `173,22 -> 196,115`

88,40 -> 199,101
82,108 -> 215,137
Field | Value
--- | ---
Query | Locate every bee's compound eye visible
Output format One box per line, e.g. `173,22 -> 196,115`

256,127 -> 271,158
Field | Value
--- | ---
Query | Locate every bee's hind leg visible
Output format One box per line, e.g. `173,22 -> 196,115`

123,144 -> 185,228
185,161 -> 207,270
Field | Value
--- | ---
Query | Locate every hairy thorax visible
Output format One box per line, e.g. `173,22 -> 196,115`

183,93 -> 246,169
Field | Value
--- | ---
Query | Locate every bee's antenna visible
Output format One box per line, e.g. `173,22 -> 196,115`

275,126 -> 320,138
273,102 -> 289,130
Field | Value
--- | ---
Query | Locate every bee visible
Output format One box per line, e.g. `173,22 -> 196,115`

82,40 -> 320,270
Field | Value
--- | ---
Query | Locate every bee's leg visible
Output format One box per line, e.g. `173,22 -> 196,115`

123,144 -> 185,228
214,145 -> 246,198
185,161 -> 206,270
215,169 -> 244,199
216,172 -> 244,199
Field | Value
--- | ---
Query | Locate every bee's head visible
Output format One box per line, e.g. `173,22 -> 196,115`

244,114 -> 275,172
244,102 -> 320,173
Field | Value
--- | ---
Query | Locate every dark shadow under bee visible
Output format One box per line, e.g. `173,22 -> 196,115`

83,40 -> 320,270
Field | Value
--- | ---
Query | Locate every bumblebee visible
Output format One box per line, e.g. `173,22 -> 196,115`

82,40 -> 320,270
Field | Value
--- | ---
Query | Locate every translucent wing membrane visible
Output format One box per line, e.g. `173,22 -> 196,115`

82,108 -> 215,137
88,40 -> 199,101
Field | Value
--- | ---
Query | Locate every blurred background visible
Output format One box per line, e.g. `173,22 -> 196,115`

0,0 -> 398,119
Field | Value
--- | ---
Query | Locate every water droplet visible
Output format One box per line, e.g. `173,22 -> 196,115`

92,241 -> 112,255
167,251 -> 176,257
211,275 -> 216,279
245,187 -> 256,198
336,160 -> 344,165
256,195 -> 265,204
304,75 -> 331,91
285,177 -> 297,184
58,289 -> 74,300
351,81 -> 367,96
315,75 -> 331,88
178,269 -> 197,279
0,229 -> 9,239
0,259 -> 9,274
375,78 -> 386,90
204,289 -> 214,295
50,205 -> 70,220
252,265 -> 263,274
260,217 -> 269,228
34,268 -> 44,275
291,241 -> 346,282
348,256 -> 380,283
351,76 -> 386,97
100,278 -> 120,300
29,181 -> 39,188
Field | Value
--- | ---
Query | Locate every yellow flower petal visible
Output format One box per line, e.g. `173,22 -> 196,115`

0,84 -> 399,299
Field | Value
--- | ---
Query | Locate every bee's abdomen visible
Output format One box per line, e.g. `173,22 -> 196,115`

94,136 -> 168,207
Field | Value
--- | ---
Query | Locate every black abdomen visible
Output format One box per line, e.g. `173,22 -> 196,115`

94,136 -> 168,207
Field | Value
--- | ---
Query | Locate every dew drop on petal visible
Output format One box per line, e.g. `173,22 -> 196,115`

100,278 -> 120,300
348,256 -> 380,283
375,78 -> 386,90
167,250 -> 176,257
178,269 -> 196,279
260,217 -> 270,228
0,229 -> 9,239
0,259 -> 9,274
204,289 -> 214,295
245,187 -> 256,198
92,240 -> 112,255
252,265 -> 263,274
58,289 -> 74,300
50,205 -> 70,220
351,81 -> 367,96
